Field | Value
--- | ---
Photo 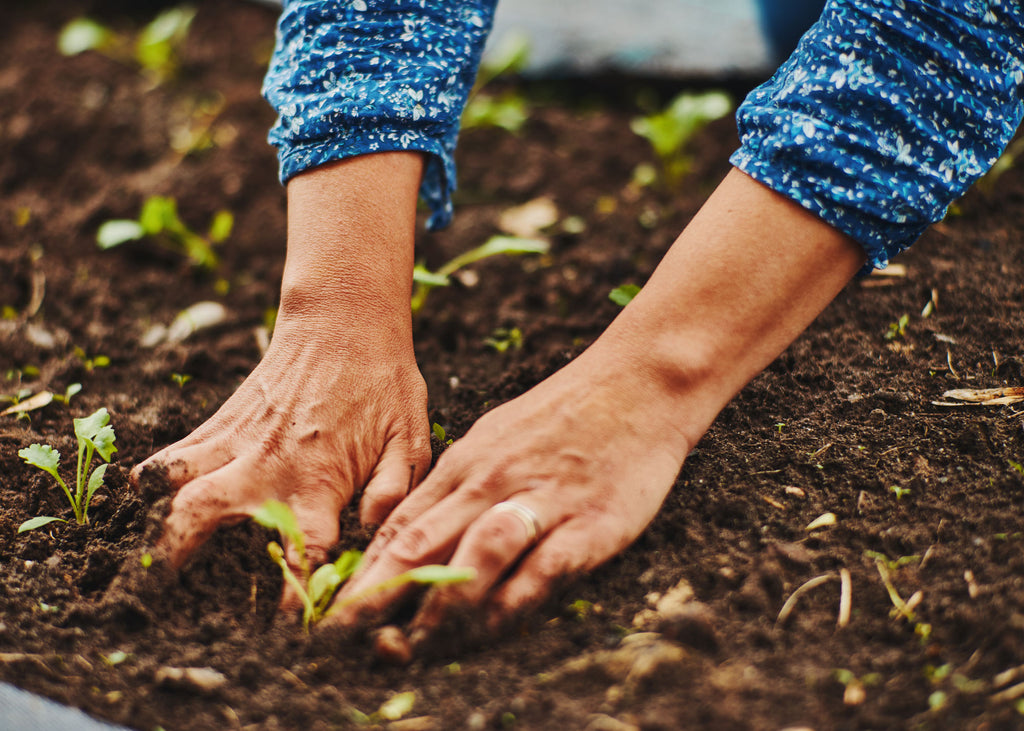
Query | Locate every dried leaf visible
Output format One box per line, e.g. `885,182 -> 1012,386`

1,390 -> 53,416
940,387 -> 1024,406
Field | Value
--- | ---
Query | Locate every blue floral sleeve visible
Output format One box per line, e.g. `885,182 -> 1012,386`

262,0 -> 497,230
731,0 -> 1024,270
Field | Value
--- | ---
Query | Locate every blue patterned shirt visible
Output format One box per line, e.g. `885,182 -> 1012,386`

263,0 -> 1024,267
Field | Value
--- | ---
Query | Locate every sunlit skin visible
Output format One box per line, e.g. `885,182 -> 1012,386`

132,153 -> 865,637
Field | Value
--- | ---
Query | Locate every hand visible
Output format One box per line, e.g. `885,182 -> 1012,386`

322,340 -> 693,637
130,152 -> 430,609
321,170 -> 866,641
131,312 -> 431,603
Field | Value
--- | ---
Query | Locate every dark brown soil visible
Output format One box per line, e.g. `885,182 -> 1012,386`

2,2 -> 1023,730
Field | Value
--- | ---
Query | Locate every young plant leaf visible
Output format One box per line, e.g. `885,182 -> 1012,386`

404,565 -> 477,584
86,463 -> 109,505
96,220 -> 146,250
18,516 -> 67,534
411,265 -> 450,287
253,499 -> 305,557
89,425 -> 118,462
333,549 -> 362,583
309,563 -> 345,615
58,18 -> 113,56
19,443 -> 61,478
609,284 -> 641,306
74,408 -> 111,443
207,211 -> 234,243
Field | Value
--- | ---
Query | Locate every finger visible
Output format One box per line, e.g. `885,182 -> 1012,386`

157,456 -> 266,568
279,490 -> 345,612
358,434 -> 431,528
410,497 -> 557,635
321,480 -> 496,628
132,440 -> 236,491
484,517 -> 630,632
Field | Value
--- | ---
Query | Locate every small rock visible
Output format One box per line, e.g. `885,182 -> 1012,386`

466,711 -> 487,731
388,717 -> 438,731
374,625 -> 413,665
585,713 -> 640,731
154,666 -> 228,693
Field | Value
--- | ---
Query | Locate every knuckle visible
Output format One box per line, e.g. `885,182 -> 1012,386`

385,523 -> 435,566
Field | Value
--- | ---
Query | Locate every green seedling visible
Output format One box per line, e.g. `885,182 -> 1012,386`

889,484 -> 911,500
73,346 -> 110,372
58,7 -> 196,84
484,327 -> 523,353
170,373 -> 192,388
253,500 -> 475,631
608,284 -> 641,307
885,313 -> 910,340
462,34 -> 530,133
17,407 -> 117,532
631,91 -> 731,185
864,550 -> 920,572
1009,459 -> 1024,475
97,195 -> 232,270
432,423 -> 454,446
411,235 -> 548,314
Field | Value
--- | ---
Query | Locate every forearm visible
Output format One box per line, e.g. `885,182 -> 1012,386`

592,169 -> 865,451
277,152 -> 424,341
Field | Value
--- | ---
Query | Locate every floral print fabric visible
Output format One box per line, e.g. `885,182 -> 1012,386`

731,0 -> 1024,269
263,0 -> 497,230
264,0 -> 1024,267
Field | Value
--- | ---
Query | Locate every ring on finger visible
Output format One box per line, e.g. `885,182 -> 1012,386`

490,501 -> 542,545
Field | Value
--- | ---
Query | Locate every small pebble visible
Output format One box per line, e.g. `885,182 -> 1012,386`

373,625 -> 413,665
154,666 -> 228,693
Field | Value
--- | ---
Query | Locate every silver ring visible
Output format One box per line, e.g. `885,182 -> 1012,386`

490,501 -> 541,544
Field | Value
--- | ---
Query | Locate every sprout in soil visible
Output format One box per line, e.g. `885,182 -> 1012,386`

411,235 -> 548,314
73,346 -> 110,372
631,91 -> 731,185
58,6 -> 196,84
608,283 -> 641,307
432,422 -> 454,446
18,407 -> 117,533
884,313 -> 910,340
97,195 -> 233,270
888,484 -> 911,500
484,327 -> 522,353
253,500 -> 475,631
462,34 -> 531,133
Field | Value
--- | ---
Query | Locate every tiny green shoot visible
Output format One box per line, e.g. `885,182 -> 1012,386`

170,373 -> 192,388
608,284 -> 641,307
888,484 -> 911,500
411,235 -> 548,314
885,314 -> 910,340
432,423 -> 454,446
1009,459 -> 1024,475
52,383 -> 83,405
97,196 -> 232,270
350,691 -> 417,725
631,91 -> 731,185
462,34 -> 530,133
484,327 -> 523,353
17,408 -> 117,532
58,7 -> 196,84
253,500 -> 475,631
73,346 -> 110,372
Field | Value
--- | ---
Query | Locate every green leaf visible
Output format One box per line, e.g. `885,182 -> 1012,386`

139,196 -> 179,235
207,210 -> 234,243
19,444 -> 60,476
65,383 -> 83,400
333,550 -> 362,582
90,425 -> 117,462
74,408 -> 110,443
411,265 -> 450,287
18,516 -> 66,533
309,563 -> 344,612
403,565 -> 477,585
252,500 -> 304,554
432,423 -> 447,442
438,235 -> 549,277
378,691 -> 416,721
609,284 -> 641,307
58,18 -> 112,56
86,463 -> 108,504
97,220 -> 146,250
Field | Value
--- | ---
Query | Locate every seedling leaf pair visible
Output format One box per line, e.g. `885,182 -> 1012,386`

97,196 -> 232,270
18,408 -> 117,531
631,91 -> 731,185
254,500 -> 474,631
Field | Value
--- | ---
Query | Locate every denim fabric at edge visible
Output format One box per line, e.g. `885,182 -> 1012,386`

263,0 -> 1024,267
